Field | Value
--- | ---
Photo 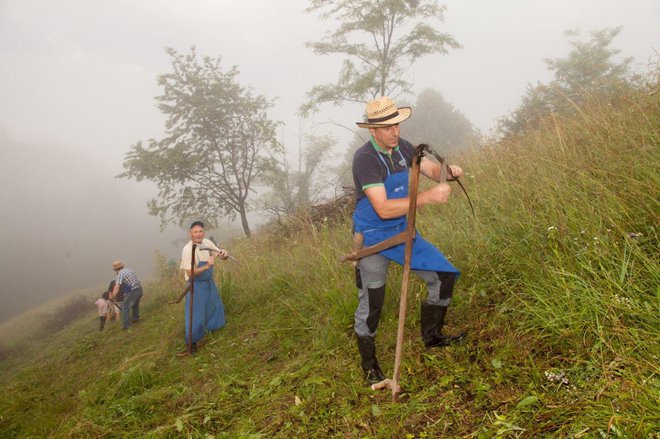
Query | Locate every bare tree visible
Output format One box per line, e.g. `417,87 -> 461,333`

259,131 -> 336,219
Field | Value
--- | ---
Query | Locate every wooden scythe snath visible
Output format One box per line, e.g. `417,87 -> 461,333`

340,144 -> 430,401
187,244 -> 196,355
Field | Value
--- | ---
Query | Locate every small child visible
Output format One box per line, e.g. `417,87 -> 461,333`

95,291 -> 110,331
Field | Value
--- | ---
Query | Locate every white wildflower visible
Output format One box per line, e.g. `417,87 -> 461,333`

614,294 -> 632,307
544,370 -> 569,385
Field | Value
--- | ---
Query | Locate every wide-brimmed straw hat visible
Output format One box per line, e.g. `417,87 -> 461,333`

112,260 -> 124,271
356,96 -> 411,128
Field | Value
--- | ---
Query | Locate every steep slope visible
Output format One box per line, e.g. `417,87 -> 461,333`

0,88 -> 658,437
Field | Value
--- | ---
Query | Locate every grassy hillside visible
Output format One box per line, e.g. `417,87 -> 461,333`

0,87 -> 658,438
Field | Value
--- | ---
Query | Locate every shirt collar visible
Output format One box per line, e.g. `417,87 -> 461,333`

370,136 -> 399,155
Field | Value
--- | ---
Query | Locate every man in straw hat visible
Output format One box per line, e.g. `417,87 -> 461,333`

111,260 -> 143,330
351,96 -> 467,384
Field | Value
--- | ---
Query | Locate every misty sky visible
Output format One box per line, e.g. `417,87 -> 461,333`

0,0 -> 658,322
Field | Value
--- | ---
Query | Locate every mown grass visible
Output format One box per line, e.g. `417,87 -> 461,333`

0,85 -> 658,438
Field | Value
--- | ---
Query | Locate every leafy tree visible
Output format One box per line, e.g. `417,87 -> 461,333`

499,27 -> 633,136
300,0 -> 460,115
400,88 -> 479,152
120,47 -> 281,237
547,27 -> 632,96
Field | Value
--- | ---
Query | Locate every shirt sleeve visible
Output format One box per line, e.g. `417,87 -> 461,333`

203,239 -> 221,252
353,151 -> 385,191
201,239 -> 221,260
180,245 -> 191,271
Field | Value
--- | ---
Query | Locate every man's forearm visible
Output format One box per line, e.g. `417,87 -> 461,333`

185,263 -> 212,279
373,193 -> 432,219
421,158 -> 459,182
422,164 -> 452,182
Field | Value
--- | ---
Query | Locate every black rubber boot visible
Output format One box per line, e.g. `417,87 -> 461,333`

420,301 -> 467,347
356,335 -> 386,384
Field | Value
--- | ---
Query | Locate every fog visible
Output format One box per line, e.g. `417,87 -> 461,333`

1,0 -> 658,323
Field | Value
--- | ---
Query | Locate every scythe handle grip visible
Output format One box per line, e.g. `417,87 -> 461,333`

174,282 -> 192,304
339,232 -> 408,262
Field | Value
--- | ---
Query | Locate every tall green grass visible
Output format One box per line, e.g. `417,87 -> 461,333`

0,86 -> 657,437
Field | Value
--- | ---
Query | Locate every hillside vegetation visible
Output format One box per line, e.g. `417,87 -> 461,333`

0,86 -> 658,438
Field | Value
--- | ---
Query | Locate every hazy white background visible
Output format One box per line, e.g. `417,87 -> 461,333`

1,0 -> 658,321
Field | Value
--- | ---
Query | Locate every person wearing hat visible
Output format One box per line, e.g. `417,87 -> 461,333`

351,96 -> 467,384
179,221 -> 228,353
111,260 -> 143,330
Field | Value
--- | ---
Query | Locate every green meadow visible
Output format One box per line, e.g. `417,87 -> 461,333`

0,87 -> 658,438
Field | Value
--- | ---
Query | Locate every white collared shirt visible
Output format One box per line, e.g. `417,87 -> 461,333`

180,238 -> 221,280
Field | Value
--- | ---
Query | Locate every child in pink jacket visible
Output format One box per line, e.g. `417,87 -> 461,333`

95,291 -> 110,331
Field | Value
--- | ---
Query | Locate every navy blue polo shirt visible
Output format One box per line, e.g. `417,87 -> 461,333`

352,137 -> 415,201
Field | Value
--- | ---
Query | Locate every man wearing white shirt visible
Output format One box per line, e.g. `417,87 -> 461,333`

180,220 -> 228,352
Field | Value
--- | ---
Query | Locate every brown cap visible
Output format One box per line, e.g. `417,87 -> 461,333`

112,260 -> 124,270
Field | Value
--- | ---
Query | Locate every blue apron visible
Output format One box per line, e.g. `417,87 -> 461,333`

184,261 -> 225,343
352,150 -> 459,274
